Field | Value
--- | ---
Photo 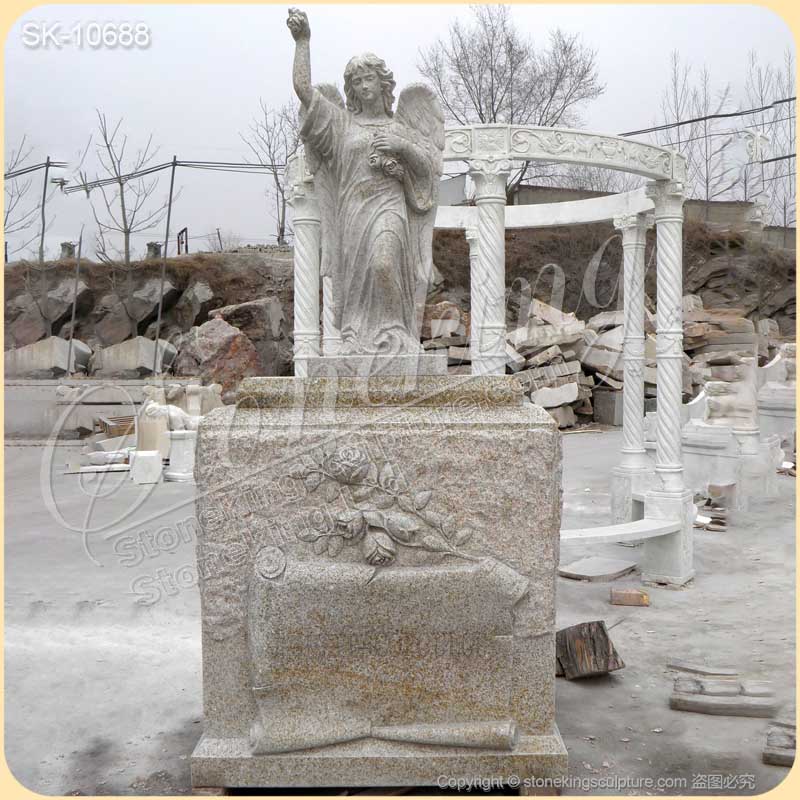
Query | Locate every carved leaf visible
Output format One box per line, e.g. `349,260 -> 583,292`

312,538 -> 328,555
304,472 -> 322,492
385,512 -> 421,543
378,463 -> 394,488
414,490 -> 432,510
288,464 -> 307,480
417,530 -> 455,553
372,491 -> 395,510
441,514 -> 457,537
327,535 -> 344,556
297,529 -> 322,542
324,481 -> 340,503
455,528 -> 473,546
366,463 -> 379,484
350,484 -> 373,503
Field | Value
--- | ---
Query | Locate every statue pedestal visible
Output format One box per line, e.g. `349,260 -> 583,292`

306,352 -> 447,377
191,375 -> 567,791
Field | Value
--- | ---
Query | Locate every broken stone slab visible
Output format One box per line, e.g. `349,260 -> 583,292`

670,691 -> 779,717
586,310 -> 623,331
575,344 -> 623,382
508,320 -> 585,351
505,344 -> 526,373
5,336 -> 92,377
91,336 -> 177,377
555,620 -> 625,680
593,388 -> 623,426
594,326 -> 624,352
525,345 -> 563,368
447,346 -> 471,365
763,712 -> 796,767
531,381 -> 579,408
527,299 -> 578,327
559,556 -> 637,582
546,404 -> 576,429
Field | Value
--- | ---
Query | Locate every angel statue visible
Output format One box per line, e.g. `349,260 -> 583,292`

287,7 -> 444,357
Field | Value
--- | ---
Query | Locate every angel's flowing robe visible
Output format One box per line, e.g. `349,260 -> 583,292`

300,89 -> 438,355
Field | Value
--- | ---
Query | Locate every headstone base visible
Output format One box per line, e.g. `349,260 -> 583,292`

305,352 -> 447,377
191,731 -> 568,790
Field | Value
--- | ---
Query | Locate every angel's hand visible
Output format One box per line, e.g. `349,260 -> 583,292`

372,132 -> 406,156
287,7 -> 310,41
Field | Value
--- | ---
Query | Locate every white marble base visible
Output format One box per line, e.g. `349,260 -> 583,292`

164,430 -> 197,482
130,450 -> 163,484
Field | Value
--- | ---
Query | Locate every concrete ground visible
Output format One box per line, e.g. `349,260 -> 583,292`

3,429 -> 795,795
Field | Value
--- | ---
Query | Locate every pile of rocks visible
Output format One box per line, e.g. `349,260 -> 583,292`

418,293 -> 794,431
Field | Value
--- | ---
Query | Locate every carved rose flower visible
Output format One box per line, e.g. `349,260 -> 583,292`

325,445 -> 371,484
361,529 -> 397,566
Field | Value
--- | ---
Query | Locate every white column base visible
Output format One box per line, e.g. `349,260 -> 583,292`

165,430 -> 197,482
611,464 -> 651,523
641,489 -> 695,587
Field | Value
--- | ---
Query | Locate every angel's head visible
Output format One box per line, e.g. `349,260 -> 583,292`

343,53 -> 396,116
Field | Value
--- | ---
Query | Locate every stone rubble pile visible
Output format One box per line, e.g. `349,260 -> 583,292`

419,294 -> 794,430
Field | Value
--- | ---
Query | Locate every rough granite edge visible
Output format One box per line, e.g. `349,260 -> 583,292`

235,375 -> 535,409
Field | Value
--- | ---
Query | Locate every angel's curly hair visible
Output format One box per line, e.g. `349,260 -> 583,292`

343,53 -> 396,117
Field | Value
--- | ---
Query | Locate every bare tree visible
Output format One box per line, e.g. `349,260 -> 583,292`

205,229 -> 242,252
4,135 -> 45,259
241,100 -> 300,245
765,50 -> 796,235
688,67 -> 739,213
418,5 -> 604,196
78,110 -> 173,265
656,52 -> 698,172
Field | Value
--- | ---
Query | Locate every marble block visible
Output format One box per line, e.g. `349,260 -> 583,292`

191,375 -> 567,790
130,450 -> 162,484
4,336 -> 91,377
91,336 -> 176,377
165,430 -> 197,482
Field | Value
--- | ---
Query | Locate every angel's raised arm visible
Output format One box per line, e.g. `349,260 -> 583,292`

287,8 -> 313,107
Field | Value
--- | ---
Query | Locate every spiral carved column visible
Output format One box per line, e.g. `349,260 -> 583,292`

614,212 -> 653,471
468,159 -> 510,376
286,152 -> 321,377
646,180 -> 686,494
465,227 -> 482,369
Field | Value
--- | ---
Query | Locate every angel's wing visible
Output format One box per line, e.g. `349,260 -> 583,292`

395,83 -> 445,152
395,84 -> 445,338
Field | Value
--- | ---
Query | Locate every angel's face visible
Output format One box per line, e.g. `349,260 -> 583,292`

350,69 -> 380,104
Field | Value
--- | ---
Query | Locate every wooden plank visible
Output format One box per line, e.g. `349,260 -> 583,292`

610,588 -> 650,606
666,659 -> 738,677
555,620 -> 624,680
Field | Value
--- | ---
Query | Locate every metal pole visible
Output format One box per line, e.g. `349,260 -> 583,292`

66,225 -> 84,375
38,156 -> 50,264
217,228 -> 223,251
38,156 -> 51,335
152,155 -> 178,376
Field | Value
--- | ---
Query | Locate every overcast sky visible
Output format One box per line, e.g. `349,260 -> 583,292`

4,3 -> 795,260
